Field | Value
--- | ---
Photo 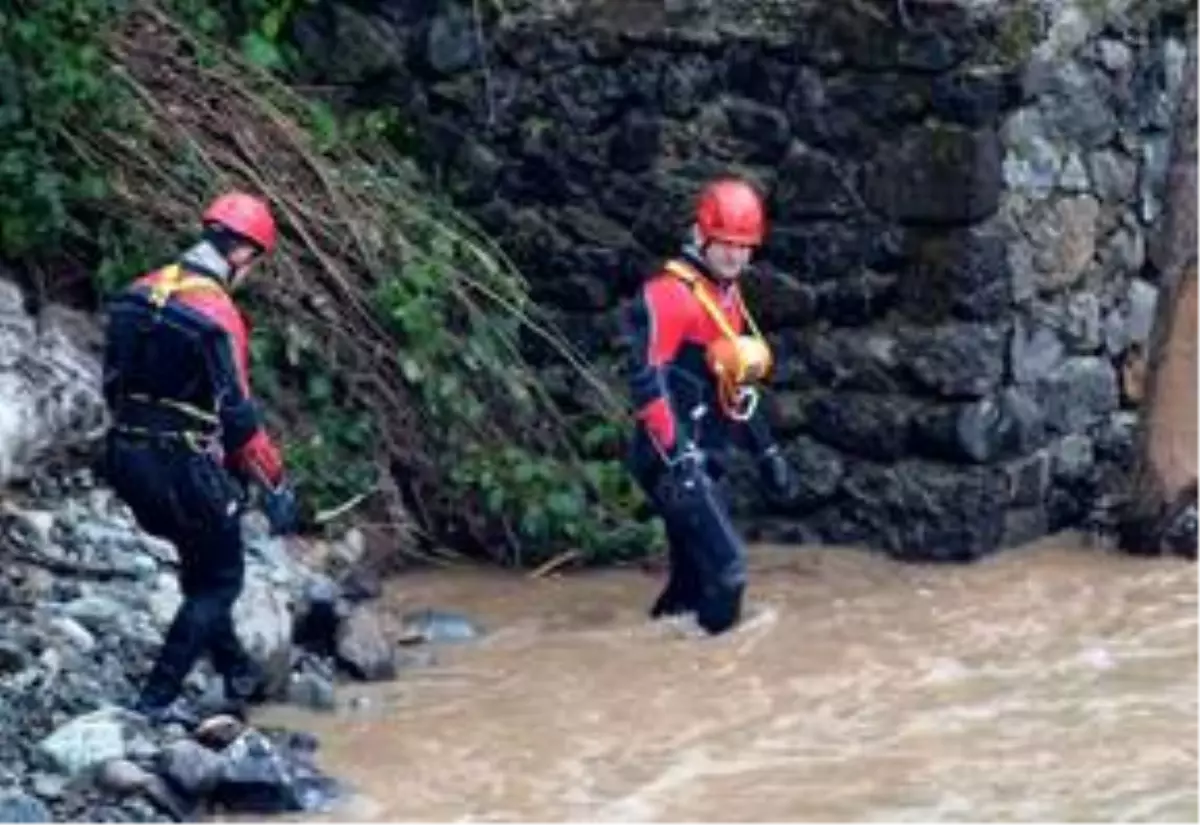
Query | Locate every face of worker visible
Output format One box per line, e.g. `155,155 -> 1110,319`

704,240 -> 754,282
226,244 -> 262,292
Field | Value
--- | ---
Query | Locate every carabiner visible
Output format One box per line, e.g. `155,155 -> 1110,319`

728,386 -> 759,422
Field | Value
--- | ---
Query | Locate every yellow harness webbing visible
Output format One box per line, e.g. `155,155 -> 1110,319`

663,259 -> 765,343
147,262 -> 227,309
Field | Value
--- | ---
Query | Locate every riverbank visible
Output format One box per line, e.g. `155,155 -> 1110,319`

0,473 -> 468,822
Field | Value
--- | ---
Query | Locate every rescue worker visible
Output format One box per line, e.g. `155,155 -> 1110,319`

101,191 -> 300,718
624,177 -> 799,636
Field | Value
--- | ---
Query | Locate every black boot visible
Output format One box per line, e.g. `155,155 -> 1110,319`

650,583 -> 693,619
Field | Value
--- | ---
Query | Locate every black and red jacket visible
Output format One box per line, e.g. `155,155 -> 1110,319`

624,250 -> 776,459
102,255 -> 284,489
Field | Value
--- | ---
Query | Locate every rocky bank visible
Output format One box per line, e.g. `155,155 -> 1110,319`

0,278 -> 488,821
288,0 -> 1194,559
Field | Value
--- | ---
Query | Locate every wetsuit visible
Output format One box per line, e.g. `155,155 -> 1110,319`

624,250 -> 793,635
102,246 -> 286,710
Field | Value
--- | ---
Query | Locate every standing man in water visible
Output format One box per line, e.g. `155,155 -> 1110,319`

102,191 -> 300,718
624,176 -> 799,635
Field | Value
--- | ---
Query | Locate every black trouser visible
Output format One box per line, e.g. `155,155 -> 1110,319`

627,428 -> 747,635
104,432 -> 258,708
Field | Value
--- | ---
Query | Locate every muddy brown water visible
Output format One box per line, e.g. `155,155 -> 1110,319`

255,533 -> 1197,822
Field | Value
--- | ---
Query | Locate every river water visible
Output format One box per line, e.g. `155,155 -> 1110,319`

259,533 -> 1197,822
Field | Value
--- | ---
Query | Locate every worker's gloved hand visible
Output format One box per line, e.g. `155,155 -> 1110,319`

262,479 -> 300,536
757,445 -> 799,506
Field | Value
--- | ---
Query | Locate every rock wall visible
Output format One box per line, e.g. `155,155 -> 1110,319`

290,0 -> 1192,560
0,278 -> 108,487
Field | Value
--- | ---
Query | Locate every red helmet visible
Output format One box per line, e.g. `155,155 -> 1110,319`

202,191 -> 277,253
695,178 -> 766,246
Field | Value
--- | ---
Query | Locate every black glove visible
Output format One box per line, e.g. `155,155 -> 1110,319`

757,446 -> 799,506
262,480 -> 301,536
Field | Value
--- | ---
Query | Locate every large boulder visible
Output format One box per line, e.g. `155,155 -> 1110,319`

0,279 -> 106,486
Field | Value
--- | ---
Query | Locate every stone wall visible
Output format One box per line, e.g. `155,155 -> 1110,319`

290,0 -> 1192,560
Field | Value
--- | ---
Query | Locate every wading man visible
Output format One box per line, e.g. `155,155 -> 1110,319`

624,177 -> 799,636
102,191 -> 300,718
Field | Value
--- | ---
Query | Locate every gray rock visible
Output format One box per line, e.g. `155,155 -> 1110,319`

1052,434 -> 1096,483
1026,195 -> 1100,292
158,739 -> 224,798
1003,506 -> 1051,548
902,222 -> 1011,323
1007,450 -> 1052,509
30,772 -> 66,801
898,323 -> 1007,398
61,596 -> 127,634
1097,38 -> 1133,74
1089,149 -> 1138,202
1163,38 -> 1189,103
1058,152 -> 1090,192
292,4 -> 406,86
783,437 -> 845,510
425,6 -> 478,75
38,708 -> 152,777
1126,277 -> 1159,345
1011,315 -> 1066,384
398,610 -> 484,645
0,640 -> 28,675
802,329 -> 901,393
95,758 -> 155,794
96,762 -> 194,825
212,729 -> 340,814
4,507 -> 57,549
0,790 -> 51,822
840,461 -> 1009,561
913,397 -> 1016,464
1103,307 -> 1129,356
1061,292 -> 1103,353
336,606 -> 395,681
287,669 -> 337,712
1103,222 -> 1146,278
773,141 -> 859,219
864,123 -> 1002,224
231,563 -> 296,699
1140,135 -> 1171,225
1036,357 -> 1120,435
722,98 -> 791,163
804,393 -> 919,462
1001,108 -> 1064,196
1042,61 -> 1118,148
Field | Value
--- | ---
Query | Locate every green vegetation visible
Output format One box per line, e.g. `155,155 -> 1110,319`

1,0 -> 660,568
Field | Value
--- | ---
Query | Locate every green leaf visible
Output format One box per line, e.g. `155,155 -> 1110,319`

400,358 -> 424,384
513,462 -> 536,484
261,5 -> 288,40
240,31 -> 284,71
546,490 -> 583,520
308,100 -> 339,151
307,373 -> 333,403
485,487 -> 505,515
